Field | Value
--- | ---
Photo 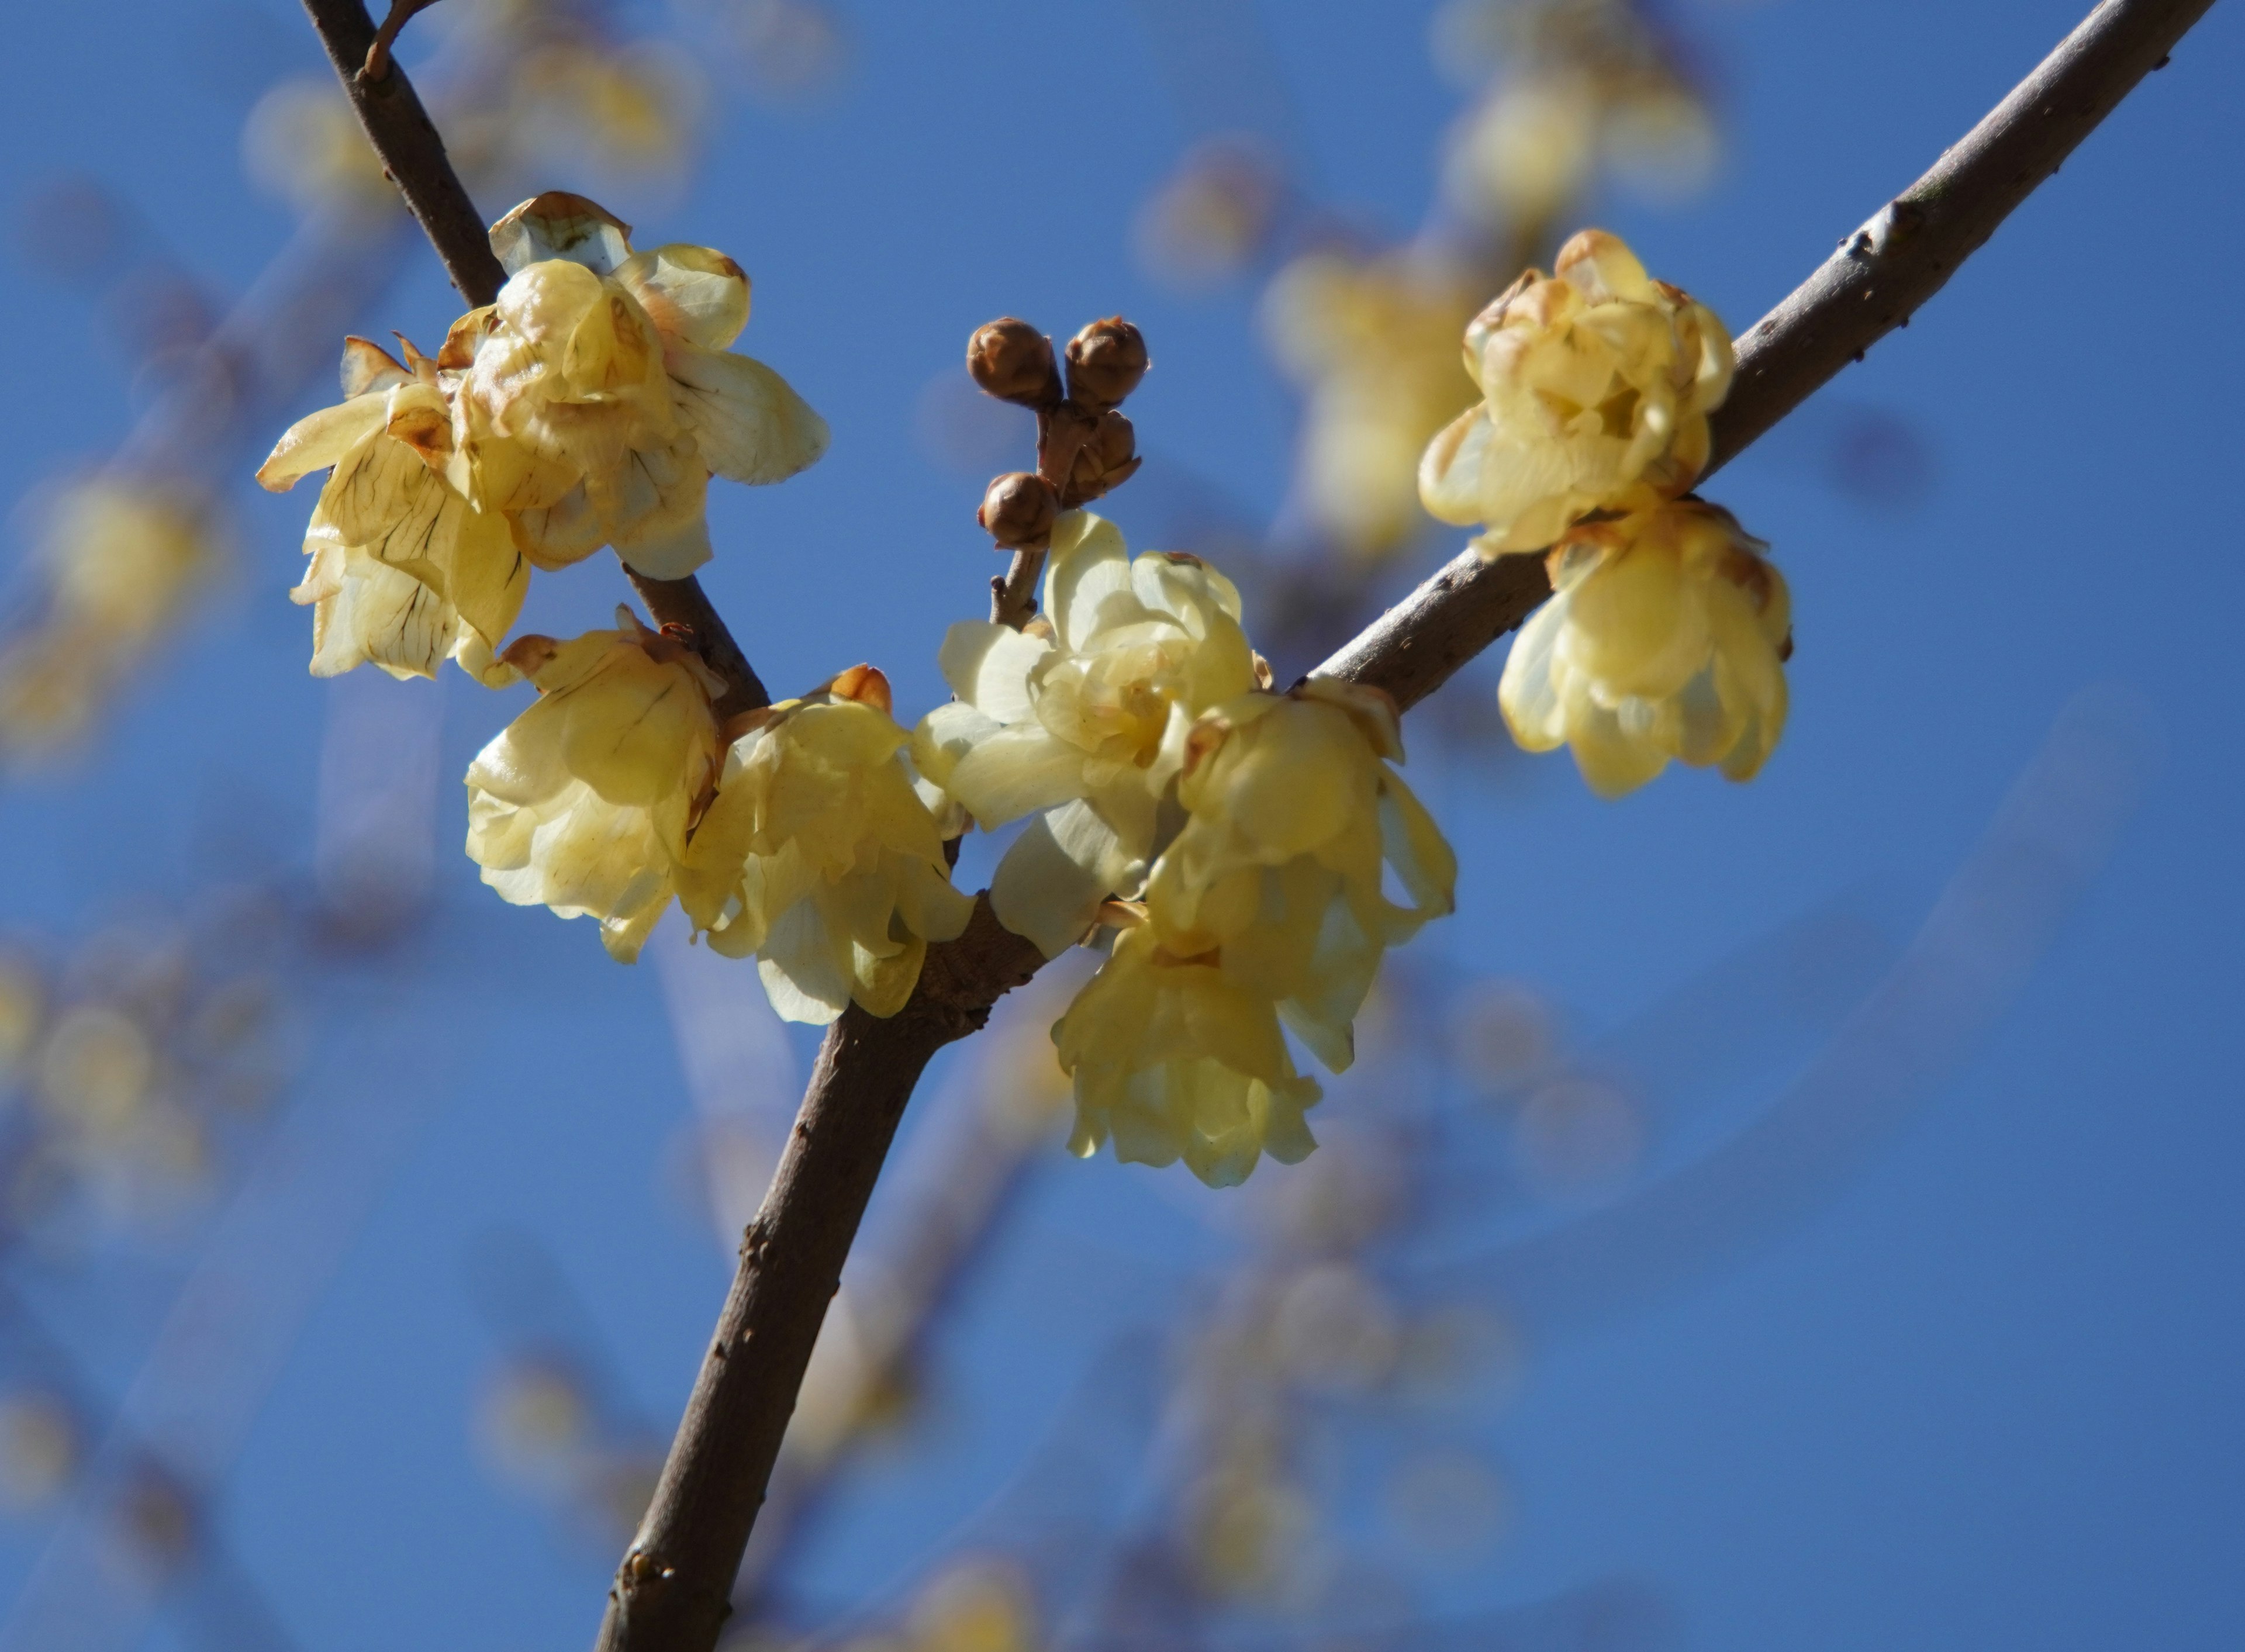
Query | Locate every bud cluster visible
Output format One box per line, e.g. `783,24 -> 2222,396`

963,314 -> 1152,577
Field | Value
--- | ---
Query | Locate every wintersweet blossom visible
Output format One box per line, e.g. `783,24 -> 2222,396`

257,336 -> 525,683
1146,679 -> 1456,1074
1500,493 -> 1790,796
1418,229 -> 1733,554
1054,679 -> 1457,1187
677,666 -> 973,1024
1052,921 -> 1322,1188
446,192 -> 828,579
913,511 -> 1261,958
464,610 -> 723,962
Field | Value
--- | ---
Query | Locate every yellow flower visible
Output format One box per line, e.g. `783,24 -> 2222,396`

1052,922 -> 1322,1188
1260,248 -> 1484,560
464,609 -> 723,962
1418,229 -> 1732,554
678,666 -> 973,1024
1500,493 -> 1790,796
257,336 -> 526,683
912,511 -> 1261,957
447,192 -> 828,578
1147,679 -> 1456,1073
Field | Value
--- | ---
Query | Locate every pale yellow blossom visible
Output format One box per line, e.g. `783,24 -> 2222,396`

447,192 -> 828,579
464,610 -> 724,962
678,666 -> 973,1024
913,511 -> 1260,957
1261,249 -> 1483,560
257,336 -> 526,683
1418,229 -> 1732,553
1147,679 -> 1456,1074
1053,922 -> 1322,1188
1500,493 -> 1790,796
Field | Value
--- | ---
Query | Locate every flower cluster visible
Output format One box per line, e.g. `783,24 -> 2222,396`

914,508 -> 1455,1184
258,192 -> 827,683
1416,230 -> 1791,796
263,195 -> 982,1022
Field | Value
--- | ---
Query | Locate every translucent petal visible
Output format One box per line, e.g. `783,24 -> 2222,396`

615,244 -> 750,350
666,343 -> 830,485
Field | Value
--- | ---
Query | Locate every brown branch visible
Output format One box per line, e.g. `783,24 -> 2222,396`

300,0 -> 504,306
627,571 -> 771,720
292,0 -> 2215,1642
590,5 -> 2217,1647
987,545 -> 1048,628
300,0 -> 770,716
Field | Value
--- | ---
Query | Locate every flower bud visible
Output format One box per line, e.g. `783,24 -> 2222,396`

1063,317 -> 1148,409
1062,410 -> 1140,505
978,472 -> 1060,547
967,318 -> 1061,407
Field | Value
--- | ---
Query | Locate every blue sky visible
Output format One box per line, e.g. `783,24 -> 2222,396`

0,2 -> 2240,1650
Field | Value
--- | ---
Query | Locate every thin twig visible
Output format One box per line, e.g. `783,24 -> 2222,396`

987,546 -> 1047,628
285,0 -> 2216,1643
362,0 -> 442,81
587,6 -> 2215,1647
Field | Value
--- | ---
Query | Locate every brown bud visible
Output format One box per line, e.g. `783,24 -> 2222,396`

1062,409 -> 1141,506
978,471 -> 1059,547
966,317 -> 1061,407
1063,317 -> 1148,409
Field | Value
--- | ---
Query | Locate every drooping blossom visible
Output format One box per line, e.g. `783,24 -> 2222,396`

678,666 -> 974,1024
259,336 -> 527,683
1145,679 -> 1456,1074
1499,492 -> 1790,796
1052,920 -> 1322,1188
464,609 -> 723,962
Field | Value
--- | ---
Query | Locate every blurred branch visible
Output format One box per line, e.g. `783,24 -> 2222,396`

1317,0 -> 2215,709
298,0 -> 771,716
282,0 -> 2215,1644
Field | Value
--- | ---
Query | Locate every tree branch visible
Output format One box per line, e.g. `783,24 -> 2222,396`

290,0 -> 2217,1643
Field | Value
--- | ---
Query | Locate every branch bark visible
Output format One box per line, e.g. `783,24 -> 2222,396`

291,0 -> 2217,1644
